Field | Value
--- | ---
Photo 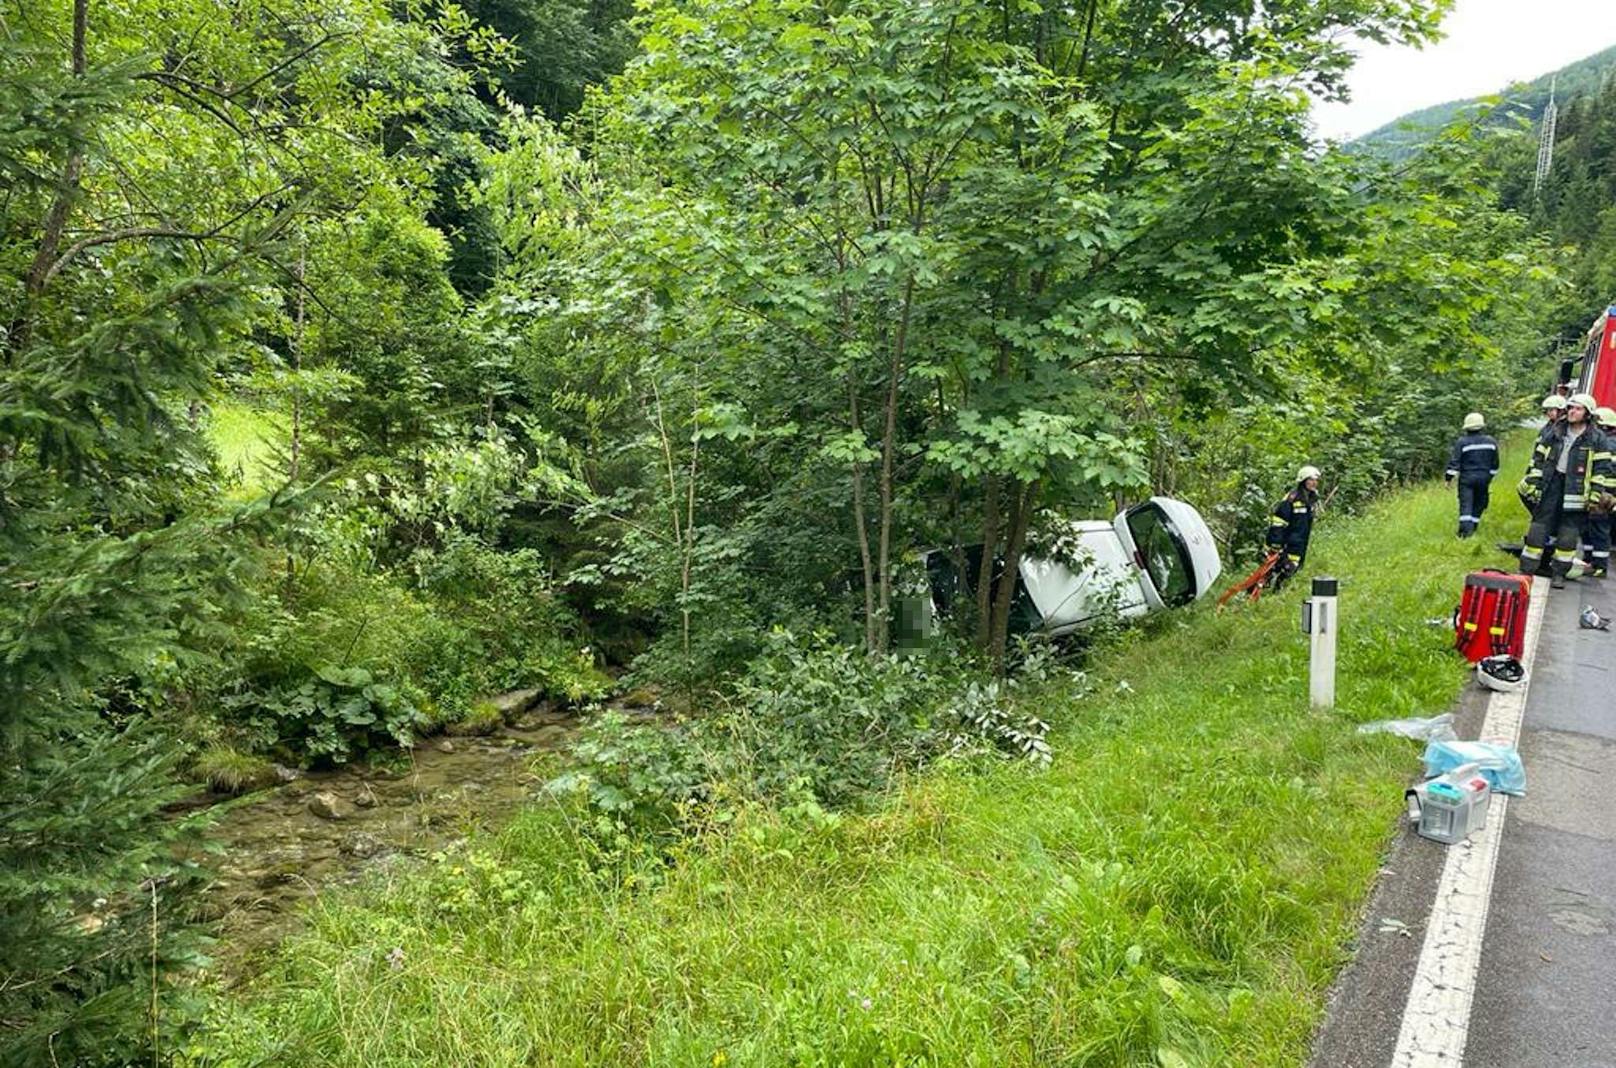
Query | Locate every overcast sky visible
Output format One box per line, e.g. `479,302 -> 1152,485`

1312,0 -> 1616,142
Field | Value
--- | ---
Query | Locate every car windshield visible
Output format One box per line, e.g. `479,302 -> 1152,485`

1126,504 -> 1194,606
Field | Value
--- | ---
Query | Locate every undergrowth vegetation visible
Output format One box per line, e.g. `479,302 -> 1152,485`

163,409 -> 615,770
194,536 -> 608,767
189,446 -> 1518,1067
552,632 -> 1060,835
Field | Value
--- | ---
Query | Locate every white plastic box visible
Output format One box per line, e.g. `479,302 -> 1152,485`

1406,762 -> 1491,845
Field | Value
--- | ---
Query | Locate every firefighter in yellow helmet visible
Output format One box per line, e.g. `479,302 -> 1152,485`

1445,412 -> 1499,538
1519,393 -> 1616,587
1540,393 -> 1567,434
1581,405 -> 1616,578
1266,465 -> 1320,590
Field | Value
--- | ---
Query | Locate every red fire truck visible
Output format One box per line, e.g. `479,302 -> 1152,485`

1568,305 -> 1616,406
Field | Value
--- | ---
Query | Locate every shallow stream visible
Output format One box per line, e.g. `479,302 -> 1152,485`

191,700 -> 580,976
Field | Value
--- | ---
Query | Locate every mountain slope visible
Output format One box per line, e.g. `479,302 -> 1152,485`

1354,41 -> 1616,155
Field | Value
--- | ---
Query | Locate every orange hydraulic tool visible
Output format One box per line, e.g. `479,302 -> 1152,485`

1216,551 -> 1282,611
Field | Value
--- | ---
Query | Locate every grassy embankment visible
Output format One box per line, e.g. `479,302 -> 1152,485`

191,448 -> 1526,1067
207,398 -> 286,498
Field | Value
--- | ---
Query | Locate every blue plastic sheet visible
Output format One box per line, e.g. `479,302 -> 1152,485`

1422,739 -> 1527,797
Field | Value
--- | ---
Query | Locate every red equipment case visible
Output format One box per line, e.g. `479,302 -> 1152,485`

1454,569 -> 1530,662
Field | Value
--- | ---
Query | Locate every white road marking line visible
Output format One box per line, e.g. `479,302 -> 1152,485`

1391,578 -> 1548,1068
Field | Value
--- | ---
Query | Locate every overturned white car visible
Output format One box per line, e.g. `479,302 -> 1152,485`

913,497 -> 1223,639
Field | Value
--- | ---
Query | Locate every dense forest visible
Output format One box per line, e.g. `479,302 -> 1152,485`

1357,43 -> 1616,356
0,0 -> 1585,1063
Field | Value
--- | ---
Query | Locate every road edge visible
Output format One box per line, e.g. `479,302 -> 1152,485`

1389,577 -> 1548,1067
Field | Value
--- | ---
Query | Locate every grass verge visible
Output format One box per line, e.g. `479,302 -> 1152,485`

188,455 -> 1525,1068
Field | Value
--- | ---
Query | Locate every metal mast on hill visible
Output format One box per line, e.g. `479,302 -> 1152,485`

1535,76 -> 1559,197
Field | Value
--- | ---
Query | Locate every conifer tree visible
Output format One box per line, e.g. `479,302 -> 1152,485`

0,3 -> 279,1060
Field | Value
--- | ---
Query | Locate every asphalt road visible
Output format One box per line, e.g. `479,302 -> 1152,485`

1309,568 -> 1616,1068
1467,577 -> 1616,1068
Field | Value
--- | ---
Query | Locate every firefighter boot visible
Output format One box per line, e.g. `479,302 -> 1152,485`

1550,554 -> 1574,590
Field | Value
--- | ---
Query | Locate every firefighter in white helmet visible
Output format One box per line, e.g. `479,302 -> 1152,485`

1519,393 -> 1616,588
1266,465 -> 1321,590
1503,395 -> 1574,559
1446,412 -> 1499,538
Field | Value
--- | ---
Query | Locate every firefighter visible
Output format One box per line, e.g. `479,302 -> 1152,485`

1266,465 -> 1320,590
1445,412 -> 1499,538
1581,405 -> 1616,578
1519,393 -> 1616,588
1541,393 -> 1567,431
1501,396 -> 1573,559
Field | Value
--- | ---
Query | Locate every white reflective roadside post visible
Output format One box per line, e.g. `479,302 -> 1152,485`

1302,576 -> 1338,709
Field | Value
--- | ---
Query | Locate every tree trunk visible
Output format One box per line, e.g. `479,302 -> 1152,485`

989,479 -> 1040,667
285,236 -> 305,596
973,332 -> 1015,651
290,236 -> 305,483
848,374 -> 878,654
650,375 -> 698,678
650,379 -> 683,547
681,403 -> 700,663
875,276 -> 916,653
1074,0 -> 1099,80
8,0 -> 89,364
974,473 -> 1002,647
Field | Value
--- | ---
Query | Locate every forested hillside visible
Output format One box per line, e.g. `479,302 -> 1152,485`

0,0 -> 1576,1063
1354,41 -> 1616,157
1354,35 -> 1616,349
1494,70 -> 1616,348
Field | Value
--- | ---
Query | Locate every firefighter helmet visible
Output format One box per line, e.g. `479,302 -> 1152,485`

1542,395 -> 1568,411
1597,407 -> 1616,427
1463,412 -> 1485,431
1569,392 -> 1599,416
1477,655 -> 1527,694
1297,465 -> 1321,483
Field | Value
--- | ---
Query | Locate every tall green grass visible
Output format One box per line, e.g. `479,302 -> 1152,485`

190,454 -> 1522,1067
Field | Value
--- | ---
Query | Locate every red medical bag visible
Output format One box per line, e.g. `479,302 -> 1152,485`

1454,569 -> 1529,662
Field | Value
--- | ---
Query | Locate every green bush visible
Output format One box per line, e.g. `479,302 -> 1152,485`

235,561 -> 465,697
411,534 -> 610,705
551,632 -> 1059,833
551,710 -> 712,831
207,534 -> 606,764
225,664 -> 428,764
214,560 -> 458,763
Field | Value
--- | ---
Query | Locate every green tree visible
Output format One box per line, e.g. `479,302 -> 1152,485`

1,3 -> 271,1057
528,0 -> 1452,662
460,0 -> 637,121
0,0 -> 501,1057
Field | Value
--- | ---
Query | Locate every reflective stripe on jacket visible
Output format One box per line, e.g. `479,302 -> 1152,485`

1447,431 -> 1499,480
1523,424 -> 1616,511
